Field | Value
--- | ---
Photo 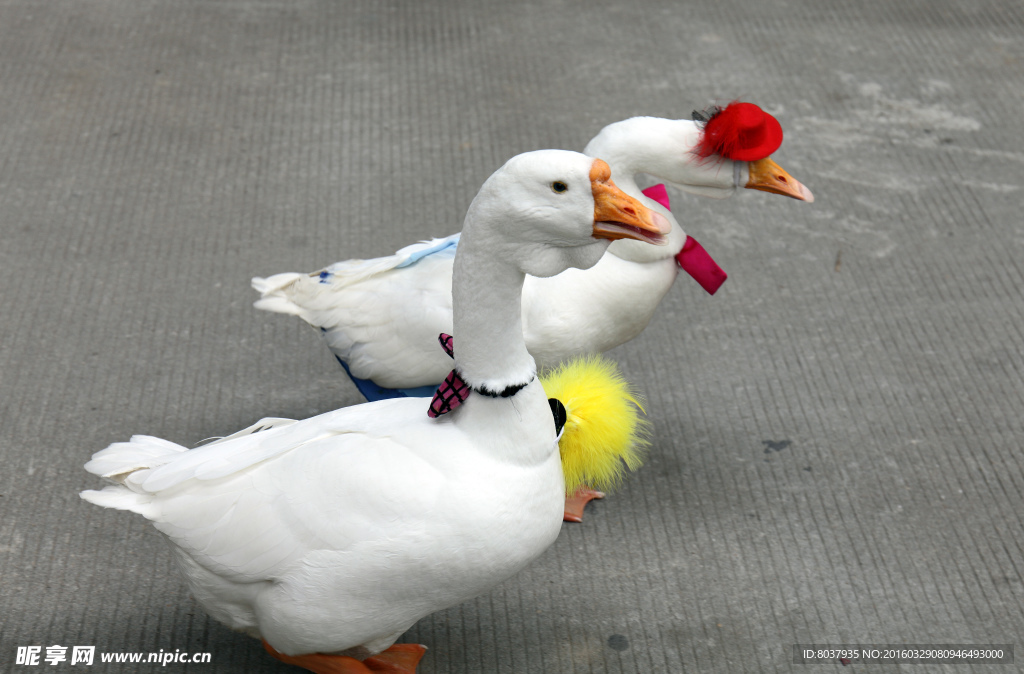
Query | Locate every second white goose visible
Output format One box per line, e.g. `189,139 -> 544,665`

253,104 -> 812,402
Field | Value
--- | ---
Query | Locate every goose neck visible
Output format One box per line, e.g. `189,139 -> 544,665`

450,231 -> 537,394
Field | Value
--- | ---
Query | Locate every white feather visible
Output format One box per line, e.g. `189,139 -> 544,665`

82,150 -> 640,659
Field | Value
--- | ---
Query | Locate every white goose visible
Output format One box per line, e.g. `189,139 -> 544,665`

81,150 -> 669,674
253,105 -> 813,403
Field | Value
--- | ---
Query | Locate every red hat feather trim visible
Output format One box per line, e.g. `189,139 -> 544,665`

694,102 -> 783,162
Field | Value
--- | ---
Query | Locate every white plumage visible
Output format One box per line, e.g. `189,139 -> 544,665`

85,400 -> 561,656
253,236 -> 458,391
82,150 -> 668,670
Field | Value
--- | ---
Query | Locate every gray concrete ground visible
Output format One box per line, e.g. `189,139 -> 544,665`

2,1 -> 1023,672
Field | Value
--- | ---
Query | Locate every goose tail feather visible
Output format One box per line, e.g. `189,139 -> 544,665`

80,435 -> 189,517
251,273 -> 306,316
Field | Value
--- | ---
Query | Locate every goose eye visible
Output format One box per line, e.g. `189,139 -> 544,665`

551,181 -> 568,194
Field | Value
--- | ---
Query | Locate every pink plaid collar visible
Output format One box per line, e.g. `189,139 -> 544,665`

427,333 -> 533,418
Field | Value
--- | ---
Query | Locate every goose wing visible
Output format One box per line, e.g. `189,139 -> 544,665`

83,398 -> 449,582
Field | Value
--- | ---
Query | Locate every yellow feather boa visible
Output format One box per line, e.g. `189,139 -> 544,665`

540,355 -> 649,495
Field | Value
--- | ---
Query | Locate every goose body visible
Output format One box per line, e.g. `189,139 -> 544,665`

253,236 -> 459,396
90,395 -> 563,658
254,111 -> 812,399
82,150 -> 667,670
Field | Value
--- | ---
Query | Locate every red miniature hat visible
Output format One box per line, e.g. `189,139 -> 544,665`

693,101 -> 783,162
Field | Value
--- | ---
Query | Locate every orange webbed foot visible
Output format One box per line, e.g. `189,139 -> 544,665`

563,487 -> 605,522
263,639 -> 426,674
363,644 -> 427,673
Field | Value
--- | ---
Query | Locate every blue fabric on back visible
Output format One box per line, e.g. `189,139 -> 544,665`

394,234 -> 459,268
336,357 -> 439,401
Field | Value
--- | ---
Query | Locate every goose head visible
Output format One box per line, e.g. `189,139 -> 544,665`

582,114 -> 813,264
583,115 -> 813,203
453,150 -> 670,392
462,149 -> 671,279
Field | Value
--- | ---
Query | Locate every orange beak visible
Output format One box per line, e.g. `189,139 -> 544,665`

746,157 -> 815,202
590,159 -> 671,245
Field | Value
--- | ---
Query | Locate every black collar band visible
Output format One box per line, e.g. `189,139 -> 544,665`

466,372 -> 534,399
